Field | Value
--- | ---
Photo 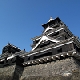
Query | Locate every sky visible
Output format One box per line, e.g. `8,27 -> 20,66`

0,0 -> 80,54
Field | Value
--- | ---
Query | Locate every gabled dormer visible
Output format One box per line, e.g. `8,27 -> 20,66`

42,17 -> 61,29
32,35 -> 60,51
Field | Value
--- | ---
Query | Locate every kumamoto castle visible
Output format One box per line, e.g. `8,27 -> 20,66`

0,17 -> 80,80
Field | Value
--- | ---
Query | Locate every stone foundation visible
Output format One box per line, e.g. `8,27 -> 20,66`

0,57 -> 80,80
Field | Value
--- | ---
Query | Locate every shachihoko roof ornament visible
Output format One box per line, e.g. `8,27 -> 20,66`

48,17 -> 54,22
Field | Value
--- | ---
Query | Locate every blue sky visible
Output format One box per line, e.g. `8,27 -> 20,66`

0,0 -> 80,54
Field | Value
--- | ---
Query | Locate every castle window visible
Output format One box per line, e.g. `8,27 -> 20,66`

0,61 -> 4,64
50,24 -> 54,27
27,57 -> 30,60
74,44 -> 80,52
39,41 -> 50,48
57,48 -> 62,53
34,52 -> 52,59
54,32 -> 59,36
50,32 -> 59,37
65,36 -> 68,39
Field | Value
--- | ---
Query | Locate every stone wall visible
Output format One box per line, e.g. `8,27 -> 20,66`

0,57 -> 80,80
0,65 -> 16,80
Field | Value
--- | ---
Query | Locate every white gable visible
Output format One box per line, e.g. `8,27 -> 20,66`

43,26 -> 53,33
7,55 -> 14,60
32,35 -> 60,51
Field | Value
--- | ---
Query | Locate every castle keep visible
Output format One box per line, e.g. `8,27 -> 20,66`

0,17 -> 80,80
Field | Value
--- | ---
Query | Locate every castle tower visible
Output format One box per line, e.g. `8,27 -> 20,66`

31,17 -> 73,51
21,17 -> 80,66
0,17 -> 80,67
